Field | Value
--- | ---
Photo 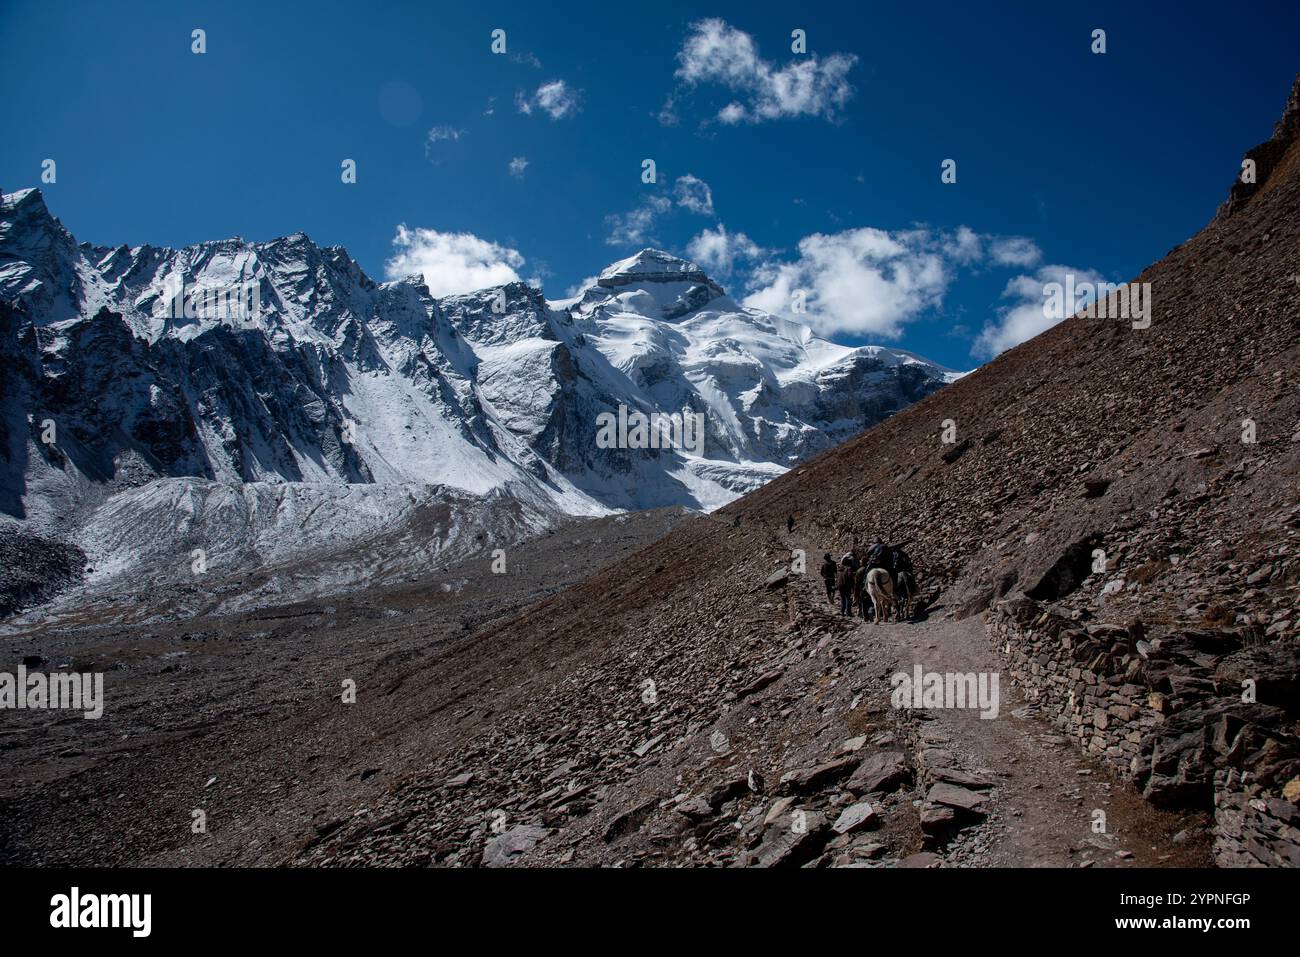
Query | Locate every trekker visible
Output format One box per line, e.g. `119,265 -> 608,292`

786,514 -> 795,533
837,559 -> 856,616
819,553 -> 837,602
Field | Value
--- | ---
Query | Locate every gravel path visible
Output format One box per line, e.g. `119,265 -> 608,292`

864,612 -> 1210,867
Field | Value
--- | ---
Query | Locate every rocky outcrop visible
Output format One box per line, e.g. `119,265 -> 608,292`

1217,74 -> 1300,219
596,249 -> 721,291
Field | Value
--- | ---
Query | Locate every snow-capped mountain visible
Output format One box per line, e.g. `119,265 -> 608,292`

0,188 -> 958,603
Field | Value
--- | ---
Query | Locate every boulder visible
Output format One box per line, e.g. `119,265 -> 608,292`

846,751 -> 910,795
779,757 -> 861,794
832,801 -> 879,835
926,782 -> 988,815
764,567 -> 790,590
482,825 -> 549,867
746,812 -> 831,868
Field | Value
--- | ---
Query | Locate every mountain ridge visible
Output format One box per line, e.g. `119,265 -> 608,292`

0,192 -> 956,610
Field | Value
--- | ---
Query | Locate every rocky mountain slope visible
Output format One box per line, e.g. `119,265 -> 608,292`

5,79 -> 1294,870
0,200 -> 955,610
250,74 -> 1298,868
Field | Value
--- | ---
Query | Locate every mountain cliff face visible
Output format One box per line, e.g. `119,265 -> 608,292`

0,193 -> 956,604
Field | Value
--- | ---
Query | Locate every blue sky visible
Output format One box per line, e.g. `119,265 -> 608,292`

2,0 -> 1297,369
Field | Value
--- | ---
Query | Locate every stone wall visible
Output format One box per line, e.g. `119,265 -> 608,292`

989,592 -> 1300,867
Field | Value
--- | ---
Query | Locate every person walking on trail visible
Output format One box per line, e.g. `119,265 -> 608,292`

836,558 -> 856,616
819,553 -> 837,602
786,514 -> 795,533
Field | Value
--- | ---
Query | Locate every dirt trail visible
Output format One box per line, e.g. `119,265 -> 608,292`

862,611 -> 1210,867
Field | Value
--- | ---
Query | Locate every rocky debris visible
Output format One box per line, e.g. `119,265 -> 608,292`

832,801 -> 879,835
736,668 -> 784,700
1214,645 -> 1300,714
929,767 -> 994,789
741,811 -> 831,868
482,825 -> 549,868
674,796 -> 714,821
779,757 -> 861,795
920,804 -> 957,837
846,751 -> 910,795
1215,758 -> 1300,867
764,567 -> 790,590
928,783 -> 989,814
0,525 -> 85,618
602,799 -> 657,843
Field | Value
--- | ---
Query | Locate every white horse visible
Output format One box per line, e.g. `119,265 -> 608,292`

865,567 -> 894,624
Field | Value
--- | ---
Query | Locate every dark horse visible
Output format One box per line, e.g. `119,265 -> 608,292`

894,570 -> 918,620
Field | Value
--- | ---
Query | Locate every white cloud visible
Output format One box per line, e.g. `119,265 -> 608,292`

604,175 -> 716,246
425,126 -> 466,161
508,156 -> 529,178
944,226 -> 983,265
674,19 -> 857,124
972,264 -> 1107,358
687,225 -> 764,277
741,225 -> 1055,340
743,228 -> 948,338
385,225 -> 526,297
518,79 -> 581,119
604,196 -> 672,246
988,236 -> 1043,267
718,102 -> 747,125
673,174 -> 714,216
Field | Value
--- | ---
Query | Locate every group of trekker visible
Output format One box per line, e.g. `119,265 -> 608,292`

819,541 -> 917,621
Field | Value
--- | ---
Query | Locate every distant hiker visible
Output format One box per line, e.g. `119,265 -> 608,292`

786,514 -> 795,533
837,558 -> 856,616
820,553 -> 837,602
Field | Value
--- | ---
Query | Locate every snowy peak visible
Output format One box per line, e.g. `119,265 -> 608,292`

0,188 -> 85,325
2,187 -> 959,539
598,248 -> 718,289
